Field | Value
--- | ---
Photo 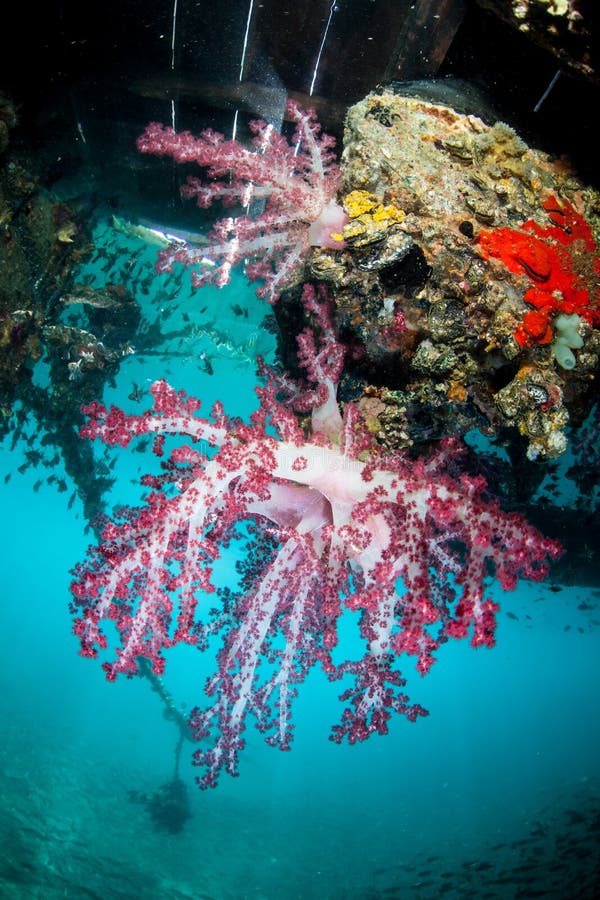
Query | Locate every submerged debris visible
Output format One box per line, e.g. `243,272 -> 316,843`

0,96 -> 141,519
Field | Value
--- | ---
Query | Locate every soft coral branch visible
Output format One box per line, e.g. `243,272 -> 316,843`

137,100 -> 348,303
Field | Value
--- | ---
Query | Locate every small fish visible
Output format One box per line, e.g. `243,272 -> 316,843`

199,353 -> 214,376
112,214 -> 210,250
25,449 -> 43,466
128,383 -> 146,403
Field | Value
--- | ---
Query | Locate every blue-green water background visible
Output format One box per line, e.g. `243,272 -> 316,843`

0,217 -> 598,899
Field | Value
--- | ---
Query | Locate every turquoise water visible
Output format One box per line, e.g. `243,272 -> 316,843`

0,218 -> 598,898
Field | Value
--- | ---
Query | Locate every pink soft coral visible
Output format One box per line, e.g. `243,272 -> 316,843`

137,100 -> 348,303
71,287 -> 561,788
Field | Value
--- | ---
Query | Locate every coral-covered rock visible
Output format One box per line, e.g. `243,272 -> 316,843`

322,88 -> 599,459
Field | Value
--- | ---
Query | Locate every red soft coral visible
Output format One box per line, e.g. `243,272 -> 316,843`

479,195 -> 600,348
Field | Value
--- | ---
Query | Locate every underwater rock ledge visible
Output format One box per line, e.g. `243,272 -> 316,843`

306,87 -> 599,461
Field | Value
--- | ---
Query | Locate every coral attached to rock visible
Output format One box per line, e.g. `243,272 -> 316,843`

307,87 -> 599,460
